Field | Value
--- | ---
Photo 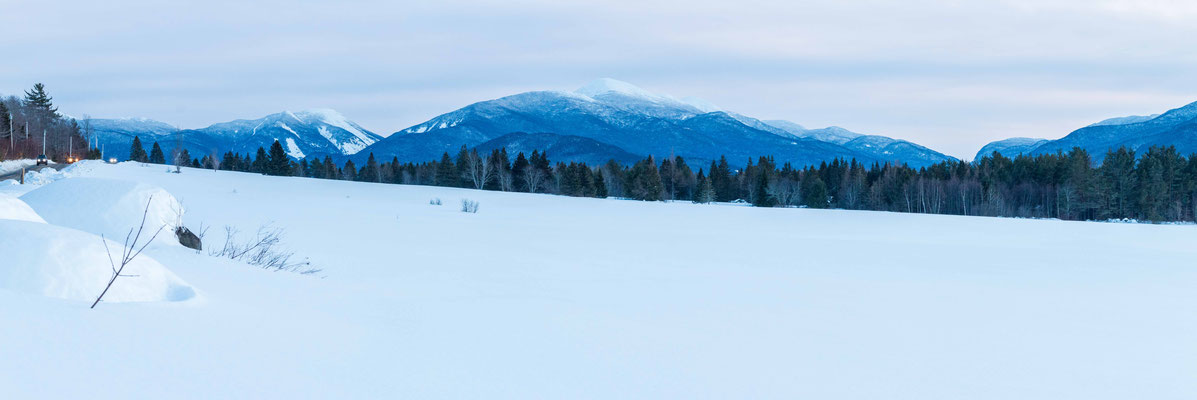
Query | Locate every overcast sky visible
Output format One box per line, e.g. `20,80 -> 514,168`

2,0 -> 1195,158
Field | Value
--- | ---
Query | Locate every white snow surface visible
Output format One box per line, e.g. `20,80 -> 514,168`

0,159 -> 38,175
0,219 -> 195,303
2,160 -> 1197,399
0,193 -> 46,223
284,138 -> 305,159
20,177 -> 184,245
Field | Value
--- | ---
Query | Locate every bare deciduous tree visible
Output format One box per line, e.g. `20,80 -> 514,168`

523,166 -> 546,193
766,177 -> 802,207
461,149 -> 494,189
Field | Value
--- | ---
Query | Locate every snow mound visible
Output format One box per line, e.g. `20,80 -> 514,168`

22,167 -> 68,185
0,219 -> 195,303
21,178 -> 184,244
0,193 -> 46,223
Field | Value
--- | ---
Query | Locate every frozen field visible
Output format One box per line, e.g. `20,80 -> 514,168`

2,161 -> 1196,399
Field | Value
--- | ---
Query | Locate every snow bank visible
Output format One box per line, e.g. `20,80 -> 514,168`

0,159 -> 38,175
0,220 -> 195,303
20,178 -> 184,244
21,167 -> 69,185
0,193 -> 46,223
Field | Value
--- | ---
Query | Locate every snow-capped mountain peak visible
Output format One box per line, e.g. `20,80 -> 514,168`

575,78 -> 671,103
681,96 -> 722,113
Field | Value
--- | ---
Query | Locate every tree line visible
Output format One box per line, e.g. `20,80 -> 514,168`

1,84 -> 96,161
129,137 -> 1197,223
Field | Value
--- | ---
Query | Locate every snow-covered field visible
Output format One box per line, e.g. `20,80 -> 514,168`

3,161 -> 1197,399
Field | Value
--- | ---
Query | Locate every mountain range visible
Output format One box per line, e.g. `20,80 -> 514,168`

350,78 -> 954,167
87,109 -> 381,161
976,102 -> 1197,163
88,79 -> 953,168
86,79 -> 1197,169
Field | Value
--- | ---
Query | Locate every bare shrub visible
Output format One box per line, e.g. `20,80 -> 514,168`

210,225 -> 320,274
429,197 -> 442,205
460,199 -> 479,213
93,196 -> 166,309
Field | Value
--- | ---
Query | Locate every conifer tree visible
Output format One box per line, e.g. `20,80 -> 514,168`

252,147 -> 268,173
149,142 -> 166,164
23,83 -> 58,119
512,152 -> 530,191
694,170 -> 715,204
127,136 -> 148,162
594,169 -> 608,198
342,160 -> 357,181
435,152 -> 456,186
266,140 -> 291,176
803,175 -> 829,208
362,152 -> 381,182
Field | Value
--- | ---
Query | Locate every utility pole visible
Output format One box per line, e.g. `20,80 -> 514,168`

42,129 -> 46,156
7,114 -> 11,151
69,136 -> 73,161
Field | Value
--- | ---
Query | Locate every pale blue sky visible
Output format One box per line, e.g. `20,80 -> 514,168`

2,0 -> 1195,158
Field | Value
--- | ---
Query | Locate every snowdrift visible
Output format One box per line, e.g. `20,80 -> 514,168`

0,220 -> 195,303
20,178 -> 184,244
0,193 -> 46,223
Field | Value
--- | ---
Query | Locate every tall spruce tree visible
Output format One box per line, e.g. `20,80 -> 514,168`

694,170 -> 715,204
251,147 -> 268,173
149,143 -> 166,164
362,152 -> 381,182
266,140 -> 291,176
23,83 -> 58,119
435,152 -> 456,186
128,136 -> 149,162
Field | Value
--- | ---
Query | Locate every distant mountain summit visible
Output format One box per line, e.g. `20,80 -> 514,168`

90,109 -> 381,160
974,137 -> 1049,160
356,79 -> 953,167
976,101 -> 1197,163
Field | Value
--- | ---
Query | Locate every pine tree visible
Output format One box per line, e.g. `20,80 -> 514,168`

23,83 -> 59,119
694,170 -> 715,204
252,147 -> 268,173
128,136 -> 149,162
594,169 -> 608,198
435,152 -> 456,186
627,156 -> 664,201
266,140 -> 291,176
803,175 -> 829,208
362,153 -> 381,182
512,152 -> 530,191
149,143 -> 166,164
340,160 -> 356,181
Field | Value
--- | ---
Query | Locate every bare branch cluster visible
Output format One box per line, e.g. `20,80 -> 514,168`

210,225 -> 321,275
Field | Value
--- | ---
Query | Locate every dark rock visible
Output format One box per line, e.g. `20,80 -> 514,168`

175,226 -> 202,251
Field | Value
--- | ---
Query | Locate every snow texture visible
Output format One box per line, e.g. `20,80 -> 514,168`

0,219 -> 195,303
2,160 -> 1196,399
0,193 -> 46,223
20,177 -> 184,246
